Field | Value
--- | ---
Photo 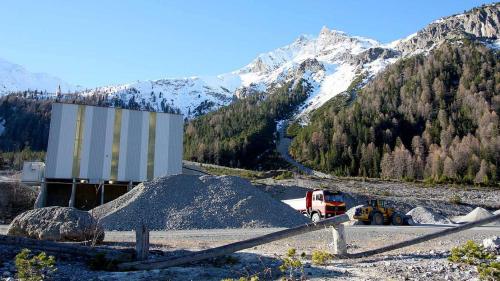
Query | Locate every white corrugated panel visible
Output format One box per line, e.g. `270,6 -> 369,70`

138,111 -> 149,181
153,113 -> 171,177
45,103 -> 78,179
78,106 -> 94,178
78,107 -> 114,183
117,109 -> 129,181
167,114 -> 183,175
102,108 -> 114,180
45,103 -> 183,182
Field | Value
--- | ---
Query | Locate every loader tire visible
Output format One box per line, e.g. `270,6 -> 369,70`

391,213 -> 404,226
371,212 -> 384,225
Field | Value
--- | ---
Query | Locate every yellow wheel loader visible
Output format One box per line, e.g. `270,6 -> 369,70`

353,199 -> 410,225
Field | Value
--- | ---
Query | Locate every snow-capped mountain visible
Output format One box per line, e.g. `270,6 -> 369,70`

82,27 -> 395,119
0,58 -> 78,95
4,3 -> 498,121
80,3 -> 498,120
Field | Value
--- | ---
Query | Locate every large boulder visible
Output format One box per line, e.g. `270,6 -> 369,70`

7,207 -> 104,242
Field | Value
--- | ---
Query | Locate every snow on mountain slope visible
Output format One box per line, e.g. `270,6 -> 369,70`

83,27 -> 388,119
0,58 -> 77,95
18,3 -> 498,121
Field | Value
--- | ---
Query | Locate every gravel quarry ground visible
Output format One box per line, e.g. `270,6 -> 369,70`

1,224 -> 499,280
1,172 -> 498,280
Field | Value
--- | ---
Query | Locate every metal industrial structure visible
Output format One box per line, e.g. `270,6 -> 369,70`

37,103 -> 183,210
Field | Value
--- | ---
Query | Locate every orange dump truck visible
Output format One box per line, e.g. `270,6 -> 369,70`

282,190 -> 346,222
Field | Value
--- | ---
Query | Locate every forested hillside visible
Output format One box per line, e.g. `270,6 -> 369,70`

0,94 -> 52,151
290,41 -> 499,185
184,80 -> 310,168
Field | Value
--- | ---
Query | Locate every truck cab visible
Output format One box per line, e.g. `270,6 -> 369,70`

306,190 -> 345,222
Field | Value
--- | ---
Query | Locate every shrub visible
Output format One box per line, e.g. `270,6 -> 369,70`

448,240 -> 494,265
279,248 -> 304,280
449,195 -> 462,205
381,190 -> 391,197
448,240 -> 498,280
311,250 -> 333,265
478,261 -> 500,281
221,276 -> 259,281
273,171 -> 294,180
15,249 -> 56,281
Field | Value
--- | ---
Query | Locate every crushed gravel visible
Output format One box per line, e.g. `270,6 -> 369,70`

453,207 -> 499,225
406,206 -> 453,225
344,205 -> 364,225
91,175 -> 310,230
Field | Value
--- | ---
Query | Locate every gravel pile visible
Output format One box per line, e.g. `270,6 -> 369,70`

406,206 -> 452,225
453,207 -> 499,225
344,205 -> 364,225
92,175 -> 310,230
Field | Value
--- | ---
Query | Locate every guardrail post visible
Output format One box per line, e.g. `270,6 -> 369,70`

331,224 -> 347,256
135,224 -> 149,261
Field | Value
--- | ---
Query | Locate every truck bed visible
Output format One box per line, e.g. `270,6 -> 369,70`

282,198 -> 306,212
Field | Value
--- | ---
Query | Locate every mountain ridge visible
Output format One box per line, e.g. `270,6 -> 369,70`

78,3 -> 500,119
0,57 -> 79,95
0,3 -> 498,121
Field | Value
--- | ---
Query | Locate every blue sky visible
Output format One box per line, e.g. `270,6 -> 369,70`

0,0 -> 496,88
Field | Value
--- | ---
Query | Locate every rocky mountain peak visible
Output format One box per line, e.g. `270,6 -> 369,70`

319,25 -> 330,35
393,3 -> 499,56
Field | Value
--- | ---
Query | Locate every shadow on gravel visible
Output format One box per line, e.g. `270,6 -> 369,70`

107,250 -> 345,280
101,241 -> 174,250
355,252 -> 448,264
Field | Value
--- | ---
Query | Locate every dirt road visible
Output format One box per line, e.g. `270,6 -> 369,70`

276,121 -> 334,179
100,225 -> 499,253
3,224 -> 498,255
276,120 -> 313,175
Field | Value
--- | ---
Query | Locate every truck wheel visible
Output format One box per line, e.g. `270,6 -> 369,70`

371,212 -> 384,225
391,213 -> 404,226
311,213 -> 321,223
